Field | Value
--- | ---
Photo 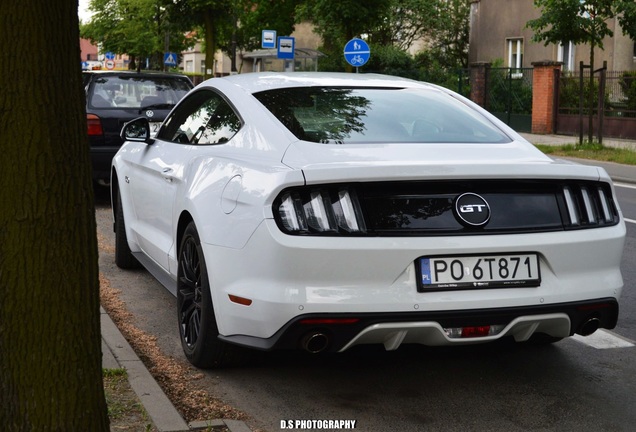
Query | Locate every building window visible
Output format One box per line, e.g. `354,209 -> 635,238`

559,41 -> 575,71
507,39 -> 523,70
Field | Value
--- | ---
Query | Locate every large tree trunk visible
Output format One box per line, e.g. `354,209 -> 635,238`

588,42 -> 595,142
0,1 -> 109,430
204,10 -> 217,79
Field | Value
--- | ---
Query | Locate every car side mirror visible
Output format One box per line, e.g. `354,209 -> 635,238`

121,117 -> 154,144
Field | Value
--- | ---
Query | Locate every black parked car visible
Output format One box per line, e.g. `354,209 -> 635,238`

84,70 -> 193,184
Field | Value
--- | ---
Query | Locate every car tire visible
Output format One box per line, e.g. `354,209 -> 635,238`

115,190 -> 141,269
177,222 -> 252,368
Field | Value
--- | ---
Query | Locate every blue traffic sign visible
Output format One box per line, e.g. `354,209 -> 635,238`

262,30 -> 277,49
344,38 -> 370,67
164,52 -> 178,67
105,52 -> 115,60
277,36 -> 295,60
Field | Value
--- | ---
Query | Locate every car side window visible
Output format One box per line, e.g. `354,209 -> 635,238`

158,89 -> 241,145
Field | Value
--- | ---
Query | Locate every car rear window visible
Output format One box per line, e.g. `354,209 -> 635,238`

88,75 -> 192,109
253,87 -> 511,144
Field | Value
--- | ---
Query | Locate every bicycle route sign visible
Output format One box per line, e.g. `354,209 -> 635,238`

343,38 -> 370,68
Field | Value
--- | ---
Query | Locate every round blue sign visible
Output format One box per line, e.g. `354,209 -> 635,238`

343,38 -> 370,67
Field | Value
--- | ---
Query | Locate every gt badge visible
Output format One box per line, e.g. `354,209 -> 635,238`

454,193 -> 491,227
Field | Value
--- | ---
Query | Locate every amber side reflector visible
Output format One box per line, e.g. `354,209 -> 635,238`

228,294 -> 252,306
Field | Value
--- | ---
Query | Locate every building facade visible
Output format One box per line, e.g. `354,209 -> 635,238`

469,0 -> 636,72
181,22 -> 324,76
80,38 -> 98,62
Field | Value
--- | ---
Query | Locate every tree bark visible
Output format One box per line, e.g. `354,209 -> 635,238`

0,1 -> 109,430
588,42 -> 595,142
204,10 -> 217,79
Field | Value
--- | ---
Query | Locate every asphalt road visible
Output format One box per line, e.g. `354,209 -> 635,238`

95,184 -> 636,432
614,183 -> 636,342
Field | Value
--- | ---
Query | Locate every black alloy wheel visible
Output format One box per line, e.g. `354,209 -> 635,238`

177,222 -> 251,368
178,229 -> 203,352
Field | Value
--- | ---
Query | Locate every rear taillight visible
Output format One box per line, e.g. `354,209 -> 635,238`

87,114 -> 103,136
275,187 -> 366,235
562,183 -> 618,228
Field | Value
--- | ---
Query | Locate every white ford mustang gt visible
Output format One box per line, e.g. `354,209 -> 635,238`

111,72 -> 626,368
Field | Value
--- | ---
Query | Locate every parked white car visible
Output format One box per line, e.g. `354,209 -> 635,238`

111,72 -> 626,368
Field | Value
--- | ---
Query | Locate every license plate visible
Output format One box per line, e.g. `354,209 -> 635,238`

149,122 -> 161,137
417,253 -> 540,291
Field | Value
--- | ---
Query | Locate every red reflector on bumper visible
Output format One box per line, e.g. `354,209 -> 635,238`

577,303 -> 611,311
461,326 -> 491,338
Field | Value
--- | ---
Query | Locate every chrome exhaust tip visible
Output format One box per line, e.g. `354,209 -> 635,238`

578,317 -> 601,336
301,332 -> 329,353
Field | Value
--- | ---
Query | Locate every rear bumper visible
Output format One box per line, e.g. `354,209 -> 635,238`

204,218 -> 624,339
220,298 -> 619,352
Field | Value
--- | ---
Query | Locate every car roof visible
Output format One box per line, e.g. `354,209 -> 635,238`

213,72 -> 434,94
83,70 -> 190,79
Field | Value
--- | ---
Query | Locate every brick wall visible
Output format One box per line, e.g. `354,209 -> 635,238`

531,61 -> 562,134
470,62 -> 490,109
470,60 -> 564,135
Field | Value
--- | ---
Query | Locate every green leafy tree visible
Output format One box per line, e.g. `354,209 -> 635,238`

231,0 -> 300,52
218,0 -> 301,72
527,0 -> 636,140
427,0 -> 471,69
84,0 -> 301,75
413,51 -> 470,95
82,0 -> 191,70
297,0 -> 392,71
372,0 -> 438,51
365,44 -> 414,75
374,0 -> 470,68
177,0 -> 233,77
298,0 -> 391,43
299,0 -> 469,74
0,0 -> 109,430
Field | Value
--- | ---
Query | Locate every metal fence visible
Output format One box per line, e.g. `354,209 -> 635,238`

487,68 -> 533,115
558,70 -> 636,118
557,69 -> 636,140
487,68 -> 533,132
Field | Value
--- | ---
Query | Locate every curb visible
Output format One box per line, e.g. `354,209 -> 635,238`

101,307 -> 252,432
